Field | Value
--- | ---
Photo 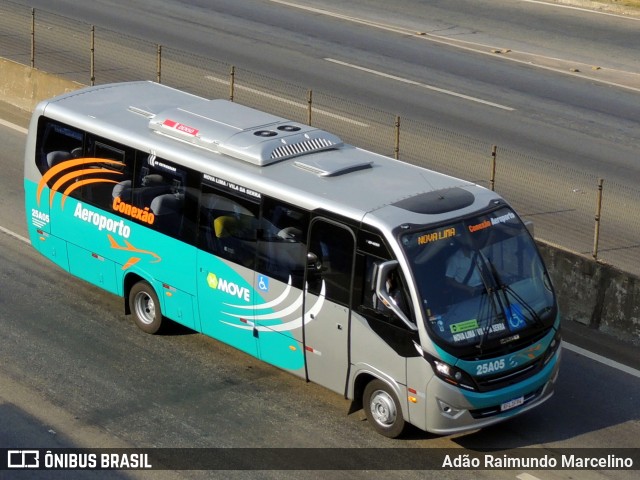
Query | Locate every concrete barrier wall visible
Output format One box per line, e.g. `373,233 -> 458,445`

538,241 -> 640,344
0,58 -> 83,111
1,56 -> 639,344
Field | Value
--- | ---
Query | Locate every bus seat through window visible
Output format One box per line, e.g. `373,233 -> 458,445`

277,226 -> 302,241
150,193 -> 184,237
46,151 -> 73,168
214,216 -> 238,238
134,174 -> 172,207
213,215 -> 240,258
112,180 -> 132,201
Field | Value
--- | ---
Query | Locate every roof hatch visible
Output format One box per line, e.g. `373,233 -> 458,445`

393,187 -> 475,214
147,99 -> 342,166
294,157 -> 373,177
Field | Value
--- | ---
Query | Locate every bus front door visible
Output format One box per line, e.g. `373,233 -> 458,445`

303,219 -> 355,396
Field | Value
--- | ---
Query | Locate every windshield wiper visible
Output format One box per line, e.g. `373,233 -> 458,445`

478,251 -> 544,328
473,254 -> 506,354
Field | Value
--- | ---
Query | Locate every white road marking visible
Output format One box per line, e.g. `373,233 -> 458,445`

0,225 -> 30,245
520,0 -> 640,20
0,118 -> 28,134
563,341 -> 640,379
325,58 -> 515,111
204,75 -> 369,127
272,0 -> 640,93
517,473 -> 543,480
270,0 -> 418,35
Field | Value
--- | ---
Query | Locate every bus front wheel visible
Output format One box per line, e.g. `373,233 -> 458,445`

363,379 -> 406,438
129,281 -> 163,334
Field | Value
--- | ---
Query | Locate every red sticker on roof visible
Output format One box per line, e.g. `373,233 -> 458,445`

163,119 -> 199,136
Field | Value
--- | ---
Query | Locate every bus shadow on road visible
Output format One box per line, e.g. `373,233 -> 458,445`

156,318 -> 199,337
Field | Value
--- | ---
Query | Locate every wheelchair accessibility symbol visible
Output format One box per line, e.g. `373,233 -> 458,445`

506,303 -> 525,330
257,275 -> 269,292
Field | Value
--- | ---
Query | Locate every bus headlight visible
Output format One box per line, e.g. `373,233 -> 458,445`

428,357 -> 477,391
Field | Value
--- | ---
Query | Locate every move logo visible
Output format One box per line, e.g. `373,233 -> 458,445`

207,272 -> 251,302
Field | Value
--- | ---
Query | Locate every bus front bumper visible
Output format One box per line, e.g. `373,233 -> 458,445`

423,347 -> 561,435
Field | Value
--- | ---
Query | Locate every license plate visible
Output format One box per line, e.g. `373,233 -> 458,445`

500,396 -> 524,412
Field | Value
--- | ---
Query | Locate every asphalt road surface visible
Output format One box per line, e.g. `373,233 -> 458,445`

0,109 -> 639,479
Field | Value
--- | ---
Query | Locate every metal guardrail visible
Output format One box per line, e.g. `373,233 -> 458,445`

1,2 -> 638,276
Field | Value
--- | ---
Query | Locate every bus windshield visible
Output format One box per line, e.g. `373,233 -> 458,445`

401,207 -> 556,353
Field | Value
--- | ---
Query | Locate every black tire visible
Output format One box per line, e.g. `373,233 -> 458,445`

129,281 -> 163,334
363,379 -> 406,438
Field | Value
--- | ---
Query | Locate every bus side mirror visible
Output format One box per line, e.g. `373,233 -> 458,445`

375,260 -> 418,331
307,252 -> 321,271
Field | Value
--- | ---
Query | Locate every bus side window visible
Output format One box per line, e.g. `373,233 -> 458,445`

81,139 -> 132,211
256,197 -> 309,288
307,220 -> 355,307
44,132 -> 132,210
35,118 -> 84,183
199,184 -> 260,269
123,153 -> 197,243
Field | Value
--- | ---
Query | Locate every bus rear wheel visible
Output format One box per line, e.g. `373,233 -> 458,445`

129,281 -> 163,334
363,379 -> 406,438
